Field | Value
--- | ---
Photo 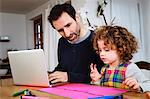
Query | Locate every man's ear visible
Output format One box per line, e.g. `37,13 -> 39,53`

75,13 -> 80,23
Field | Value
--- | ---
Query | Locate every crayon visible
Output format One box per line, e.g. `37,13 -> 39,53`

12,89 -> 28,97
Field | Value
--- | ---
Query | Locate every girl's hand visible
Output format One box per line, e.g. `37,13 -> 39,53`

123,77 -> 141,91
90,63 -> 102,82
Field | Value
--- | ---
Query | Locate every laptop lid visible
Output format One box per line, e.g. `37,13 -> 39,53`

8,49 -> 50,87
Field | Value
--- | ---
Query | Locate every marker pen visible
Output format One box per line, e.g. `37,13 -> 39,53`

12,89 -> 28,97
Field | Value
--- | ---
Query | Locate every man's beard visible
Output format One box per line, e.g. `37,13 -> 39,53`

66,32 -> 79,42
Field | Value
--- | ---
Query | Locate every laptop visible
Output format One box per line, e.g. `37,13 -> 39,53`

8,49 -> 67,87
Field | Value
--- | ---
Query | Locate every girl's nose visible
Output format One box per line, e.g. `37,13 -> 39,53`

100,50 -> 105,56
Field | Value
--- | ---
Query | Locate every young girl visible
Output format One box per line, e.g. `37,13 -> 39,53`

90,25 -> 150,92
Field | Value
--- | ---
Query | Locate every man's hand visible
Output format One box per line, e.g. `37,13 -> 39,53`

48,71 -> 68,84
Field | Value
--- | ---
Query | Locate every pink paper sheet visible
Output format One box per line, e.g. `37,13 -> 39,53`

39,83 -> 127,99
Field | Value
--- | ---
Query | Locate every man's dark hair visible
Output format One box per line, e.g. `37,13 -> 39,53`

48,3 -> 76,28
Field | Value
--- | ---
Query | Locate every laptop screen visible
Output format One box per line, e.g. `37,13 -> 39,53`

8,49 -> 50,87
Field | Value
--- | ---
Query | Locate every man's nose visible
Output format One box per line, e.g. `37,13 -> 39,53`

64,28 -> 70,37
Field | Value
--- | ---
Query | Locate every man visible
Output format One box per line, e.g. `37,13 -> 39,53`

48,3 -> 103,84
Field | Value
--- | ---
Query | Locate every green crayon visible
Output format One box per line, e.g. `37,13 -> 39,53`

12,89 -> 28,97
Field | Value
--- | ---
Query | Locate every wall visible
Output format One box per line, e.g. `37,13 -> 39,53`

26,1 -> 51,49
26,0 -> 69,49
72,0 -> 111,28
0,13 -> 27,59
141,0 -> 150,62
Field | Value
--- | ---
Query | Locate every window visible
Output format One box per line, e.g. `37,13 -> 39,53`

32,15 -> 43,49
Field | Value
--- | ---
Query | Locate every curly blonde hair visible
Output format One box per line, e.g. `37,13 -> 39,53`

93,26 -> 138,63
